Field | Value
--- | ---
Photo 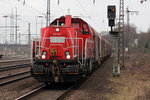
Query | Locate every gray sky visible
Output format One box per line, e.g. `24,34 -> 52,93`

0,0 -> 150,43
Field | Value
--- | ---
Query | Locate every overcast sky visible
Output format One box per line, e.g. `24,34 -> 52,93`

0,0 -> 150,43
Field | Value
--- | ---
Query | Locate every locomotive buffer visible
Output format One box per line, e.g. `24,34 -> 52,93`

107,5 -> 120,77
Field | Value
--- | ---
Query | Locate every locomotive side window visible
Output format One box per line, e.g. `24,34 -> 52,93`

88,25 -> 93,36
82,24 -> 89,34
51,21 -> 65,26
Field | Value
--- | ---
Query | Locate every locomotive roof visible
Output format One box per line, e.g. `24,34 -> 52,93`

51,16 -> 89,25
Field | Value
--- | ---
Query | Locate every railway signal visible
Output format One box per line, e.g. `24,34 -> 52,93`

107,6 -> 116,19
107,5 -> 120,77
107,6 -> 116,31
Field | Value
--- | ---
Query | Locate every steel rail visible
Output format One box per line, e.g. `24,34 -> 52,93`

14,72 -> 97,100
0,75 -> 31,86
14,67 -> 100,100
56,78 -> 87,100
14,58 -> 107,100
0,64 -> 30,72
0,71 -> 30,80
14,85 -> 46,100
56,64 -> 103,100
14,84 -> 72,100
0,59 -> 30,63
56,86 -> 75,100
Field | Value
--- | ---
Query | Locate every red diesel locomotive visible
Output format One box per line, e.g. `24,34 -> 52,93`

31,15 -> 111,83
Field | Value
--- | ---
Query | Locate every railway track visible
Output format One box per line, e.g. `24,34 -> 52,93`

14,74 -> 92,100
0,62 -> 31,86
14,85 -> 46,100
0,64 -> 30,72
0,59 -> 30,63
14,83 -> 73,100
14,63 -> 102,100
0,70 -> 31,86
56,77 -> 89,100
0,59 -> 30,68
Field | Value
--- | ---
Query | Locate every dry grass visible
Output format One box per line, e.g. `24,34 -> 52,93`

103,48 -> 150,100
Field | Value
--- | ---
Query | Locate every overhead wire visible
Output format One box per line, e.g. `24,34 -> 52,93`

17,0 -> 46,16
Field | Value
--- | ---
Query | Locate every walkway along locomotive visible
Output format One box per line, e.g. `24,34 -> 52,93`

31,15 -> 111,83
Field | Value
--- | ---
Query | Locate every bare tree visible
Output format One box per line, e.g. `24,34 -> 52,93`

138,26 -> 150,49
124,24 -> 137,48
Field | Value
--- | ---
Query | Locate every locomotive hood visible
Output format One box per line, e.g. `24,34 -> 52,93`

40,23 -> 77,60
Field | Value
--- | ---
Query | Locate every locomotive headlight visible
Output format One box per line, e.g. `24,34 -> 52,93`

66,55 -> 71,59
42,51 -> 47,59
42,55 -> 46,59
56,28 -> 60,32
65,51 -> 71,59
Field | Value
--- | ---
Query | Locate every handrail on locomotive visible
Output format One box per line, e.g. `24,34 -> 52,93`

31,34 -> 85,65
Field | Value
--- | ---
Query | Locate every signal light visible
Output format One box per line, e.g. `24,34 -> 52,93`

107,6 -> 116,19
107,5 -> 116,28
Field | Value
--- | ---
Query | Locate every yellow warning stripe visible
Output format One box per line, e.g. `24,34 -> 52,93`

34,73 -> 44,74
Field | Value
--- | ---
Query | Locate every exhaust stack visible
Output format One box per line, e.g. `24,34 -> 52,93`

65,15 -> 71,26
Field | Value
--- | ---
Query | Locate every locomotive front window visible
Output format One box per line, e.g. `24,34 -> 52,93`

51,21 -> 65,26
82,24 -> 89,35
72,22 -> 80,28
